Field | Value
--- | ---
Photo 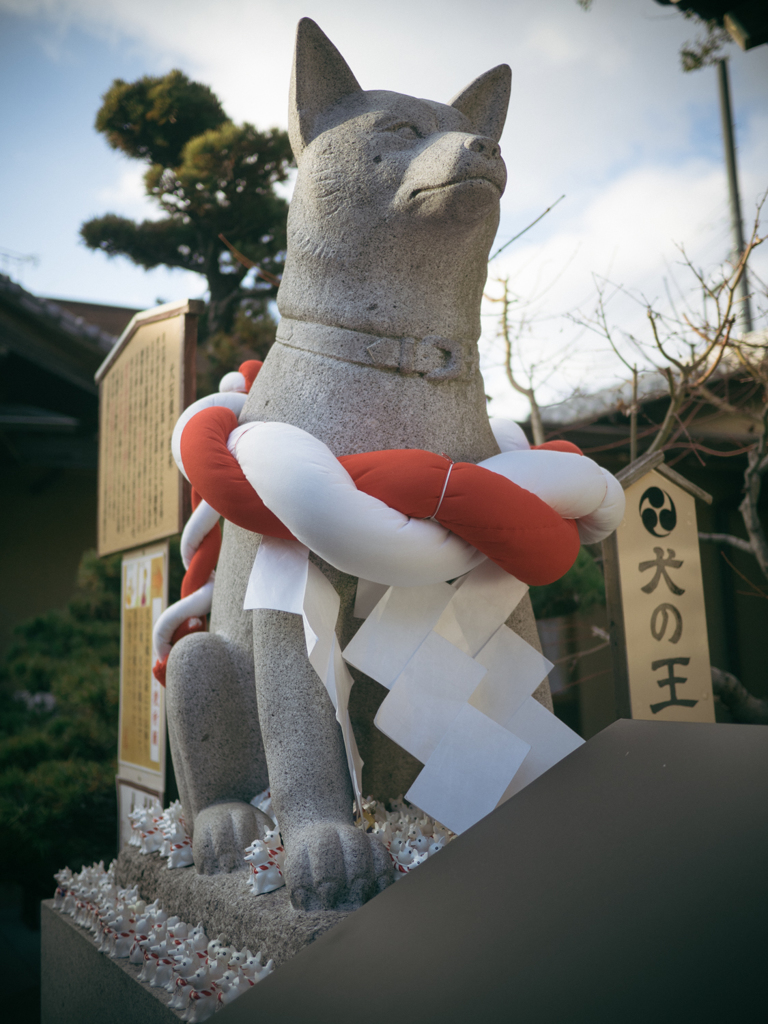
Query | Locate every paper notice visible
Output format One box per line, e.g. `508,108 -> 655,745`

497,696 -> 584,804
342,582 -> 456,688
469,625 -> 553,727
406,703 -> 531,835
374,631 -> 487,764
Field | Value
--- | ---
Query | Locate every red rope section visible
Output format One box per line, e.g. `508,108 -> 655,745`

238,360 -> 263,392
338,449 -> 581,585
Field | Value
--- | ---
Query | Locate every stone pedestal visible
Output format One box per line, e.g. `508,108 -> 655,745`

41,901 -> 178,1023
43,720 -> 768,1023
112,846 -> 349,968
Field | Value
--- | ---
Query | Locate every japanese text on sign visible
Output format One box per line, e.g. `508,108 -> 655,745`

119,547 -> 167,770
615,470 -> 715,723
98,318 -> 183,556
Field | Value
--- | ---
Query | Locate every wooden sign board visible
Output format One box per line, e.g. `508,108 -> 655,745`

603,452 -> 716,723
116,541 -> 169,817
95,299 -> 201,556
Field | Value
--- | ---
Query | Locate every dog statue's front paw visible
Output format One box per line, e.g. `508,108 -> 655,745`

192,801 -> 273,875
284,820 -> 394,911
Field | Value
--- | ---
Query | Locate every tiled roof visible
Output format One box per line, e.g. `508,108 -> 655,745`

0,274 -> 119,352
0,274 -> 120,394
45,297 -> 140,340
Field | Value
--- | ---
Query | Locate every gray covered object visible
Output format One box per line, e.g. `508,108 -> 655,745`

163,17 -> 553,917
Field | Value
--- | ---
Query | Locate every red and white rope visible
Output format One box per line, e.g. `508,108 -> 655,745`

152,361 -> 624,683
153,361 -> 262,683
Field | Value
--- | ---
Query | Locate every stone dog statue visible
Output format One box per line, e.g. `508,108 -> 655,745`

166,17 -> 553,911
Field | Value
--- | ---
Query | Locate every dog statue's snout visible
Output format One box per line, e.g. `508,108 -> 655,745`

463,135 -> 500,159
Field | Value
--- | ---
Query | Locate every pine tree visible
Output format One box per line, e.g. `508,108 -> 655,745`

81,70 -> 294,394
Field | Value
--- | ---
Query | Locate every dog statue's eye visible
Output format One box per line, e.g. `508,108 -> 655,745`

380,122 -> 422,139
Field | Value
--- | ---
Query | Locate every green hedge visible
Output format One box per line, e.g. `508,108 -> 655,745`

0,551 -> 123,924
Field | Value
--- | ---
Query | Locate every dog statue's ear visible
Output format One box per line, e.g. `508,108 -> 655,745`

450,65 -> 511,143
289,18 -> 362,159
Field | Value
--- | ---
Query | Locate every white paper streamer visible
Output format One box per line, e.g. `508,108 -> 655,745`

353,579 -> 389,620
433,558 -> 529,657
342,582 -> 456,689
496,697 -> 585,804
469,625 -> 554,725
374,632 -> 488,764
344,560 -> 583,833
406,705 -> 531,836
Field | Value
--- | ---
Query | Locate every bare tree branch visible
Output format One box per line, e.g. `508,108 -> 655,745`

488,194 -> 565,263
698,532 -> 753,554
553,640 -> 609,666
693,383 -> 763,423
487,276 -> 546,444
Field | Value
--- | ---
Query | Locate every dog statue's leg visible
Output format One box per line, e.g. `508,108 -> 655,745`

166,631 -> 273,874
253,607 -> 394,910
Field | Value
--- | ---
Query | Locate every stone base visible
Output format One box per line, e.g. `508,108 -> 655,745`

41,900 -> 180,1023
113,845 -> 349,967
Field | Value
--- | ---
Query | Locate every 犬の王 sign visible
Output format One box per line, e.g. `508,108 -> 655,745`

604,452 -> 715,723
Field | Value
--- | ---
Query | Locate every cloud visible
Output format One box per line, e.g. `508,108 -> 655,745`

525,18 -> 590,68
96,163 -> 156,219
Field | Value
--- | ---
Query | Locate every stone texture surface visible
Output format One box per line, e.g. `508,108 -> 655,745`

165,17 -> 553,914
113,847 -> 349,967
41,900 -> 180,1023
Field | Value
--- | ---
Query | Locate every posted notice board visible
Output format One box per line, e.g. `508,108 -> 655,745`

95,299 -> 201,556
117,541 -> 169,805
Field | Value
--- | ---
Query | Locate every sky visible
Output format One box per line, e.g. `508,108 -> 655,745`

1,0 -> 766,417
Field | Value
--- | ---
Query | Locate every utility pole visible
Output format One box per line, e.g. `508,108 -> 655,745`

717,57 -> 753,334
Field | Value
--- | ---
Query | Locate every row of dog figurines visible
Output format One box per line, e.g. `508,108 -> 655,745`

128,795 -> 288,895
241,794 -> 457,891
129,793 -> 456,896
364,797 -> 455,876
53,860 -> 275,1021
128,799 -> 194,869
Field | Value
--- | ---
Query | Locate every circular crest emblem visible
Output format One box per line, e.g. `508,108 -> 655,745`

639,486 -> 677,537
